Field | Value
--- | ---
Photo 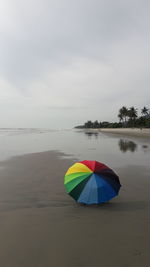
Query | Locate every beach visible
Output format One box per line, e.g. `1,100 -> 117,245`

100,128 -> 150,138
0,148 -> 150,267
1,0 -> 150,266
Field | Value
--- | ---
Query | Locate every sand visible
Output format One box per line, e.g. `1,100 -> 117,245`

100,128 -> 150,138
0,150 -> 149,267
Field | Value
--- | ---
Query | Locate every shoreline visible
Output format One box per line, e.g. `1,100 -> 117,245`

100,128 -> 150,138
77,128 -> 150,138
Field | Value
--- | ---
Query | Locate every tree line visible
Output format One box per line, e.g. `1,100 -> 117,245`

75,106 -> 150,129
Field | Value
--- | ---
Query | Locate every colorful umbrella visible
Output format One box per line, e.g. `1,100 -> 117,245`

64,160 -> 121,204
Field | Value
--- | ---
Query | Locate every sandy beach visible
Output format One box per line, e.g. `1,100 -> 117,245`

0,150 -> 149,267
100,128 -> 150,138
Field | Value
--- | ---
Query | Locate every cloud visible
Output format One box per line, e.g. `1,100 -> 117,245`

0,0 -> 150,127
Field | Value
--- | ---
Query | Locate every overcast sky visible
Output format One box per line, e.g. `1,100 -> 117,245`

0,0 -> 150,128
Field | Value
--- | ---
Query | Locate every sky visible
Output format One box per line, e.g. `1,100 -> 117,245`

0,0 -> 150,128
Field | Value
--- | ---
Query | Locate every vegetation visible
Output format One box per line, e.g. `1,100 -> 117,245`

75,106 -> 150,129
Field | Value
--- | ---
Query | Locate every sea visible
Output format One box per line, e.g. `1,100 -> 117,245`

0,128 -> 149,168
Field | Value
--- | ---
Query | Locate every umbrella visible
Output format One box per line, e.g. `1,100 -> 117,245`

64,160 -> 121,204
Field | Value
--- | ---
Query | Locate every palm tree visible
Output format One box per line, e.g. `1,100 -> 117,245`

93,120 -> 99,128
84,120 -> 93,128
141,106 -> 149,116
118,113 -> 123,123
118,106 -> 128,125
128,106 -> 138,126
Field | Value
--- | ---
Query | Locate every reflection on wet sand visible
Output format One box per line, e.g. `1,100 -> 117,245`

118,139 -> 137,153
84,131 -> 99,139
142,144 -> 149,153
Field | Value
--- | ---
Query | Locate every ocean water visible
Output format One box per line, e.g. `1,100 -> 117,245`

0,128 -> 149,168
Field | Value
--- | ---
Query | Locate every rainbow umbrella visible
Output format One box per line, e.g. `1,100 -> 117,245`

64,160 -> 121,204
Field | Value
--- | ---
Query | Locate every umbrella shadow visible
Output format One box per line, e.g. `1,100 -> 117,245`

78,200 -> 150,212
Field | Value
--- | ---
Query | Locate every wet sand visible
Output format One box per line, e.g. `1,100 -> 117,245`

0,151 -> 149,267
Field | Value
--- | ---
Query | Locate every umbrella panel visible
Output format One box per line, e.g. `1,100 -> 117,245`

65,173 -> 92,193
77,174 -> 99,204
69,174 -> 92,201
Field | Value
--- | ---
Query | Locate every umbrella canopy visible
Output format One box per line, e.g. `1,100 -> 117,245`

64,160 -> 121,204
